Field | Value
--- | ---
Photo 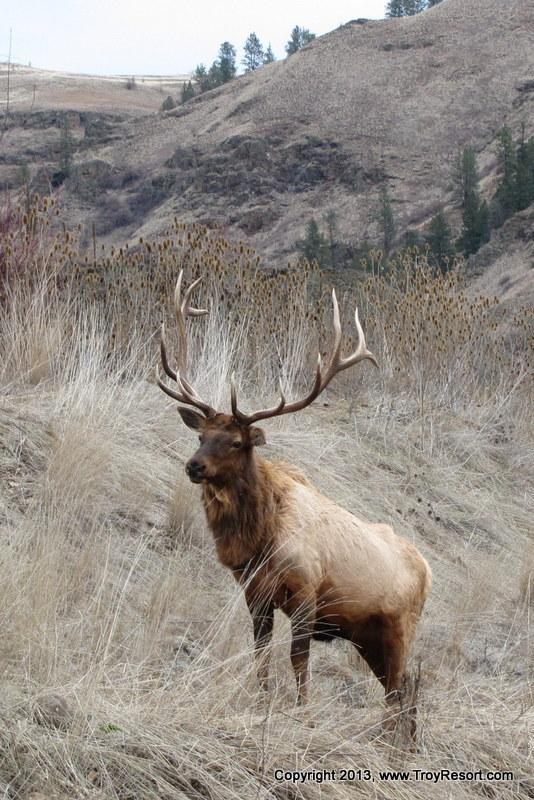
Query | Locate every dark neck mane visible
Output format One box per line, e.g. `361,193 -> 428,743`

201,455 -> 279,569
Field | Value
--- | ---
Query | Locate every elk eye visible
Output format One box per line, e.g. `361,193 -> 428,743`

231,441 -> 242,449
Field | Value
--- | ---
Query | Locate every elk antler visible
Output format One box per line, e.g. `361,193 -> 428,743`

157,271 -> 216,418
231,289 -> 378,425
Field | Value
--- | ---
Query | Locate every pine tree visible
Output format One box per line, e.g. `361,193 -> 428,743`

477,200 -> 490,247
515,128 -> 534,211
409,0 -> 427,13
387,0 -> 426,16
58,119 -> 73,177
403,229 -> 423,249
493,126 -> 534,223
324,209 -> 339,268
297,219 -> 328,264
194,64 -> 210,92
386,0 -> 405,16
285,26 -> 316,55
243,33 -> 264,71
378,187 -> 395,254
263,44 -> 275,64
495,126 -> 517,219
217,41 -> 237,83
453,146 -> 490,256
425,212 -> 454,270
160,95 -> 176,112
181,81 -> 195,103
452,146 -> 478,209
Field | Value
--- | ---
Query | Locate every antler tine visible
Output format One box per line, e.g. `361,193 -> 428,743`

341,308 -> 379,370
157,366 -> 216,418
156,367 -> 183,402
172,271 -> 208,377
319,296 -> 378,388
160,323 -> 177,381
231,353 -> 323,425
230,288 -> 377,425
180,274 -> 208,318
330,289 -> 343,365
231,374 -> 287,424
175,370 -> 215,418
157,272 -> 216,418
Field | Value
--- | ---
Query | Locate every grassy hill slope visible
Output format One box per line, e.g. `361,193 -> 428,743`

0,202 -> 532,798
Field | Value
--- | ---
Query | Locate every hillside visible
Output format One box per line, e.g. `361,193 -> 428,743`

1,0 -> 533,296
0,202 -> 532,798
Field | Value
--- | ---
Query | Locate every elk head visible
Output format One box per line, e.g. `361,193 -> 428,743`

157,272 -> 377,485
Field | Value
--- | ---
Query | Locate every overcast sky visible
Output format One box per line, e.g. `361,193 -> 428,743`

3,1 -> 386,75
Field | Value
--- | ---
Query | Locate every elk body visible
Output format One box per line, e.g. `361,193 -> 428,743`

158,273 -> 432,713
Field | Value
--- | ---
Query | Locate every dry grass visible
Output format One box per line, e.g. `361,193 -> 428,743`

0,203 -> 532,799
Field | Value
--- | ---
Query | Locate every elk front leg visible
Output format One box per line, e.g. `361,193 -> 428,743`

245,589 -> 274,693
289,589 -> 316,705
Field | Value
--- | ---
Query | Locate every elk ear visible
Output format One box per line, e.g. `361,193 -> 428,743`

177,407 -> 204,430
249,426 -> 266,447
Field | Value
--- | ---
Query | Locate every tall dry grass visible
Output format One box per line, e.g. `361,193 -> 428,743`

0,195 -> 532,799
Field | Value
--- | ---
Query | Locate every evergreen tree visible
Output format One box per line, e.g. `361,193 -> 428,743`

194,64 -> 210,92
243,33 -> 264,71
181,80 -> 195,102
160,95 -> 176,111
324,209 -> 339,269
263,44 -> 275,64
386,0 -> 405,16
208,61 -> 222,87
297,219 -> 328,264
410,0 -> 427,12
452,146 -> 478,208
493,126 -> 534,223
378,186 -> 395,254
515,128 -> 534,211
427,0 -> 444,5
494,126 -> 517,219
453,146 -> 490,256
58,119 -> 73,178
285,26 -> 316,55
194,43 -> 237,93
477,200 -> 490,247
425,211 -> 454,270
217,41 -> 237,83
387,0 -> 426,16
403,229 -> 423,249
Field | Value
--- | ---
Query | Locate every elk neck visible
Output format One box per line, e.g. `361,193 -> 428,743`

201,452 -> 280,570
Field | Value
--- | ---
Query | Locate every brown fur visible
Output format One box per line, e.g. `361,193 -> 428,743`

178,410 -> 432,716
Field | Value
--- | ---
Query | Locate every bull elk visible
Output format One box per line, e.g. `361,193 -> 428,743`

158,272 -> 431,716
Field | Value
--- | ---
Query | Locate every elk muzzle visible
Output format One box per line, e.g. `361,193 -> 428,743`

186,458 -> 206,483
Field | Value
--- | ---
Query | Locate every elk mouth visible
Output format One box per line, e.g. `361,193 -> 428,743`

185,462 -> 207,484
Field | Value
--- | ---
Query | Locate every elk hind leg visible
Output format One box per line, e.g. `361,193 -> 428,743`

376,617 -> 417,742
351,617 -> 413,733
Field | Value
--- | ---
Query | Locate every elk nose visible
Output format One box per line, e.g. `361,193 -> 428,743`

186,459 -> 205,482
